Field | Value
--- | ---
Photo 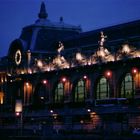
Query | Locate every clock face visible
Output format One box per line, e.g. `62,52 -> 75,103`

15,49 -> 22,65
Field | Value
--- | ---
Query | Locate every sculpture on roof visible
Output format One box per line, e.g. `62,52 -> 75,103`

57,41 -> 64,54
99,31 -> 107,47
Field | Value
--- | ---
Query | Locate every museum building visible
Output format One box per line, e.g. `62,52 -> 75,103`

0,2 -> 140,134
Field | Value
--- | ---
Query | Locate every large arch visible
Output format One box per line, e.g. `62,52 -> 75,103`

52,76 -> 71,103
54,82 -> 64,103
72,76 -> 90,103
95,76 -> 110,99
120,73 -> 135,98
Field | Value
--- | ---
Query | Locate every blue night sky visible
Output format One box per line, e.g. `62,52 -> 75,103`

0,0 -> 140,57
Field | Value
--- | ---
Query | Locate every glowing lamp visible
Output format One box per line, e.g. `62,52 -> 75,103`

15,112 -> 21,117
83,75 -> 87,79
62,77 -> 66,82
26,82 -> 29,86
37,60 -> 43,68
42,80 -> 47,84
50,110 -> 53,113
88,62 -> 91,65
87,109 -> 91,112
132,68 -> 138,74
105,70 -> 112,78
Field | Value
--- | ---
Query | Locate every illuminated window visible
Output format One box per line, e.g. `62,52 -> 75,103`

55,83 -> 64,103
0,92 -> 4,104
74,79 -> 86,102
121,73 -> 135,98
96,77 -> 110,99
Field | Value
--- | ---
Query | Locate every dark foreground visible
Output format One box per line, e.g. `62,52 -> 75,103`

0,134 -> 139,140
0,128 -> 140,140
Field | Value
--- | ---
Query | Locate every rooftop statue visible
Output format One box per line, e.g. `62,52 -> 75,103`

57,41 -> 64,54
99,31 -> 107,47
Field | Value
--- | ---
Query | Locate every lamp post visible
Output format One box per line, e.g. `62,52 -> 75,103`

15,99 -> 23,136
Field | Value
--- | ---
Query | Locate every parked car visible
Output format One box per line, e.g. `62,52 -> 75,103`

132,128 -> 140,135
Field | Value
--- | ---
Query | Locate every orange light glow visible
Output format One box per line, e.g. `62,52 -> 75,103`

0,92 -> 4,104
132,68 -> 138,74
91,112 -> 96,115
105,70 -> 112,78
26,82 -> 29,86
62,77 -> 66,82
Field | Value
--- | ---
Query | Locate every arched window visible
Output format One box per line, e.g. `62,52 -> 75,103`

96,77 -> 109,99
74,79 -> 86,102
55,83 -> 64,103
121,73 -> 135,98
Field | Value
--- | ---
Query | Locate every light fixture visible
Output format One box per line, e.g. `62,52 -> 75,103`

42,80 -> 47,84
26,82 -> 29,86
132,67 -> 138,74
15,112 -> 21,117
37,60 -> 43,68
87,109 -> 91,112
62,77 -> 66,82
83,75 -> 87,79
105,70 -> 112,78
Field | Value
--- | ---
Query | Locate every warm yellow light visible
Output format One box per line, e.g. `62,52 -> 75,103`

76,52 -> 83,61
132,68 -> 138,74
21,71 -> 24,74
105,70 -> 112,78
91,112 -> 96,115
0,92 -> 4,104
122,44 -> 130,54
37,60 -> 43,68
26,82 -> 29,86
15,100 -> 22,112
62,77 -> 66,82
42,80 -> 47,84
